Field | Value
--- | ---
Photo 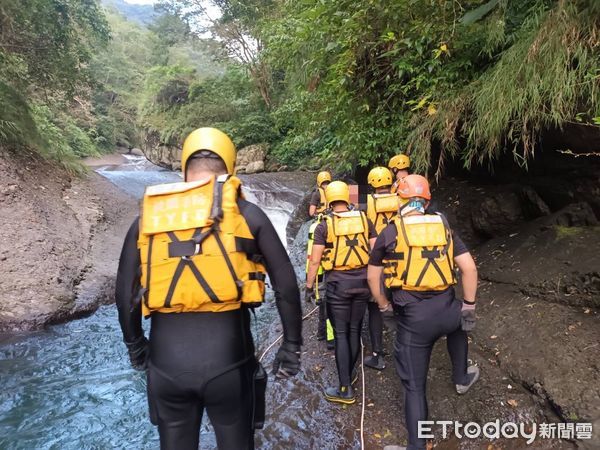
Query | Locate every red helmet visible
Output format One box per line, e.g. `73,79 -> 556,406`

397,174 -> 431,201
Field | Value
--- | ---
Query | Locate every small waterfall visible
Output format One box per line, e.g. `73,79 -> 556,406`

96,158 -> 304,245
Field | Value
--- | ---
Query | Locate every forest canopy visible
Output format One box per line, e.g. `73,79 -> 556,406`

0,0 -> 598,173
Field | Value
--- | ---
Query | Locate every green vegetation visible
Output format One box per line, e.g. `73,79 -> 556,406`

0,0 -> 109,171
1,0 -> 598,173
161,0 -> 599,171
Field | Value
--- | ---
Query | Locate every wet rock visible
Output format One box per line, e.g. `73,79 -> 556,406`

0,148 -> 138,332
129,147 -> 144,156
286,191 -> 313,246
236,144 -> 268,174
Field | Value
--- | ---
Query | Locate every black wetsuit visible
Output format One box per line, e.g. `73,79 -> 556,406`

366,285 -> 386,354
313,218 -> 376,387
116,198 -> 302,450
369,220 -> 470,450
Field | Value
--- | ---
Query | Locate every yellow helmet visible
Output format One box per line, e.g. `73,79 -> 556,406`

181,127 -> 236,176
388,154 -> 411,170
316,171 -> 332,187
367,166 -> 393,188
325,180 -> 350,205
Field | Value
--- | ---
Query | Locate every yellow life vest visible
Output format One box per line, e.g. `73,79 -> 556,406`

306,217 -> 324,282
367,193 -> 400,234
383,214 -> 456,291
138,175 -> 266,316
321,210 -> 370,271
316,187 -> 328,214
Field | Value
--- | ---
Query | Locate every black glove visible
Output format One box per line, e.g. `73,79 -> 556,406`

125,336 -> 149,371
272,341 -> 301,379
304,286 -> 316,304
461,303 -> 476,332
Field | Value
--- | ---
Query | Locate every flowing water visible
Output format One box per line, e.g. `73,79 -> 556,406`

0,155 -> 307,449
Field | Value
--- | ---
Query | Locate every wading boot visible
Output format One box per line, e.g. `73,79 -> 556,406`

456,365 -> 480,395
364,352 -> 385,370
324,385 -> 355,405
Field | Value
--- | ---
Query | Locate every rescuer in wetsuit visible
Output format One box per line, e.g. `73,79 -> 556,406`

306,181 -> 377,404
388,154 -> 411,194
368,175 -> 479,450
115,127 -> 302,450
364,166 -> 403,370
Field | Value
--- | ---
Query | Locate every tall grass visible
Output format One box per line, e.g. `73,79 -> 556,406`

407,0 -> 600,175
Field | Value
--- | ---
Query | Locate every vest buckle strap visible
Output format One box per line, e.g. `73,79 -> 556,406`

248,272 -> 266,281
168,240 -> 202,258
421,248 -> 441,259
384,252 -> 404,260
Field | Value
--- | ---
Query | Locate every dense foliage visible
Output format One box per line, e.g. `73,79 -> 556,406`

161,0 -> 599,171
0,0 -> 109,170
1,0 -> 598,174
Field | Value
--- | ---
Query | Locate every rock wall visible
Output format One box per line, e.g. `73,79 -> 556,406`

236,143 -> 267,174
141,129 -> 180,170
140,130 -> 269,175
0,148 -> 138,331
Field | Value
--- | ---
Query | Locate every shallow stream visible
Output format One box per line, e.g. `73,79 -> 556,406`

0,155 -> 309,449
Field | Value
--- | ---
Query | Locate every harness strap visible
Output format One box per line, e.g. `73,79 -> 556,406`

236,236 -> 265,264
144,235 -> 154,310
185,259 -> 222,303
398,218 -> 412,282
421,249 -> 441,259
213,231 -> 243,300
248,272 -> 267,281
438,213 -> 456,283
163,259 -> 187,307
413,246 -> 449,287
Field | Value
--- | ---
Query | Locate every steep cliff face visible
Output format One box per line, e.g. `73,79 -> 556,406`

141,129 -> 270,174
0,148 -> 138,331
141,129 -> 180,171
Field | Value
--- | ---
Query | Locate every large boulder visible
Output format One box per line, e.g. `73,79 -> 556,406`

471,186 -> 551,238
236,144 -> 267,174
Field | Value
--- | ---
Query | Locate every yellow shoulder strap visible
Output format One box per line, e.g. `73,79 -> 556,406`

366,195 -> 375,223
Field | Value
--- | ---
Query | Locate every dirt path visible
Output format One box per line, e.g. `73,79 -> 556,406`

260,176 -> 599,449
